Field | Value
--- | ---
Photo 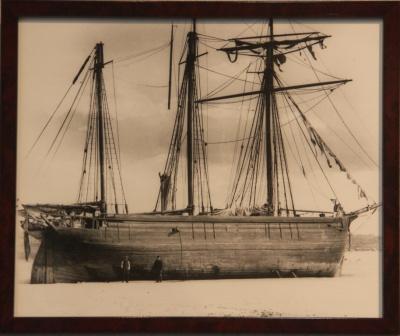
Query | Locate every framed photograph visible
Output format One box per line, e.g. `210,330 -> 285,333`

1,1 -> 399,333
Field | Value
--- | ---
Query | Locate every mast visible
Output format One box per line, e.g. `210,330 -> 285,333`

167,24 -> 174,110
194,21 -> 353,214
264,18 -> 274,213
186,20 -> 197,214
155,20 -> 213,214
94,42 -> 106,214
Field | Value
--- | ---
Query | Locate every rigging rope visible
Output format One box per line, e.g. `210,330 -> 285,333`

45,61 -> 93,158
27,50 -> 96,157
278,76 -> 377,171
276,72 -> 375,203
111,61 -> 122,165
226,59 -> 263,208
286,54 -> 341,80
206,137 -> 254,145
77,71 -> 96,202
277,77 -> 340,201
26,84 -> 73,157
205,64 -> 251,99
325,92 -> 379,168
290,21 -> 379,169
51,66 -> 92,160
114,42 -> 170,64
197,64 -> 257,84
197,32 -> 226,42
102,75 -> 129,211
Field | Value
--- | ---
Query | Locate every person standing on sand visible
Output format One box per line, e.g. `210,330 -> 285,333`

152,256 -> 163,282
120,256 -> 131,283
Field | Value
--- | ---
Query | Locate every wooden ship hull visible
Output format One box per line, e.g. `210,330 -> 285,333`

26,215 -> 354,284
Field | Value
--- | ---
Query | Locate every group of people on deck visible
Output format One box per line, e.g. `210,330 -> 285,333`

120,255 -> 163,283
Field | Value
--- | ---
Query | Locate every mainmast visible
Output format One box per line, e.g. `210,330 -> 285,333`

186,20 -> 197,214
94,42 -> 107,214
155,20 -> 213,214
264,18 -> 274,213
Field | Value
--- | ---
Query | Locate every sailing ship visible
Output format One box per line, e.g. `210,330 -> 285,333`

20,19 -> 379,283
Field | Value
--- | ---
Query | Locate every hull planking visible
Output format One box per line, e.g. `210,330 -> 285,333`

28,215 -> 351,284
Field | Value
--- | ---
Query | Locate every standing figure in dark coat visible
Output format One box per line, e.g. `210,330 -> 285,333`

152,256 -> 163,282
120,255 -> 131,283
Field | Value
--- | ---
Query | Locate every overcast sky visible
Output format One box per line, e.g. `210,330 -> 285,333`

17,18 -> 381,235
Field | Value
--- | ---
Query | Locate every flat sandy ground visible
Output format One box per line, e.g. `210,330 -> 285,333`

14,231 -> 381,317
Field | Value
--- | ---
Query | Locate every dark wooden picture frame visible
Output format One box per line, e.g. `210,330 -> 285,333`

1,1 -> 398,333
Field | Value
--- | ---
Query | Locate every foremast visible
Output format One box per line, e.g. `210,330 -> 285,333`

76,42 -> 128,215
25,41 -> 128,217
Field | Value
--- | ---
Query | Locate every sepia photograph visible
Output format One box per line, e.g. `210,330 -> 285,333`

15,18 -> 381,318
